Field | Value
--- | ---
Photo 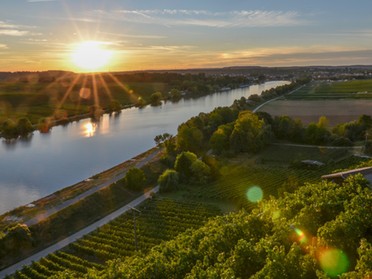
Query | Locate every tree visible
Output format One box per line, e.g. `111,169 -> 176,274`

169,88 -> 181,101
177,123 -> 204,153
190,159 -> 211,184
209,123 -> 234,154
304,123 -> 330,145
150,92 -> 163,106
174,151 -> 198,182
154,133 -> 176,156
17,117 -> 33,136
136,97 -> 146,108
158,169 -> 179,193
317,116 -> 329,129
1,119 -> 17,139
37,117 -> 52,133
125,168 -> 146,191
230,111 -> 269,153
108,100 -> 122,113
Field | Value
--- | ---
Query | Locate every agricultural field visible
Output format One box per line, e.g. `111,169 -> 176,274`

257,79 -> 372,125
287,79 -> 372,99
5,146 -> 369,278
9,198 -> 220,278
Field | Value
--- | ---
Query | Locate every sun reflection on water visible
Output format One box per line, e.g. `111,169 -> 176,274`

83,122 -> 97,138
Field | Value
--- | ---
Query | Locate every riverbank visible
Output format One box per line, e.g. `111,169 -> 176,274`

0,147 -> 163,229
0,80 -> 289,215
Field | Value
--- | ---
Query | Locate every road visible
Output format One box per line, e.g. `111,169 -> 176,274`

24,148 -> 161,226
252,84 -> 306,113
0,185 -> 159,278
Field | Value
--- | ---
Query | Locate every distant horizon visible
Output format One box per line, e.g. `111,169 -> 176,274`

1,1 -> 372,72
2,63 -> 372,75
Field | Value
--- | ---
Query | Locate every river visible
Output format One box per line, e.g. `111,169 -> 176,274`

0,81 -> 288,214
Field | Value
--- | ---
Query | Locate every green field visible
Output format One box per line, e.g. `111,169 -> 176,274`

287,79 -> 372,99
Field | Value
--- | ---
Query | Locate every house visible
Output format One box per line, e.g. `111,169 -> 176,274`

321,166 -> 372,185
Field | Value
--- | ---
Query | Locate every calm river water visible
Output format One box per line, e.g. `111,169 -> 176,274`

0,81 -> 288,214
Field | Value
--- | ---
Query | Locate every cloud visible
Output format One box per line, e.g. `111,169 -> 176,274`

0,30 -> 29,36
88,9 -> 306,28
217,46 -> 372,66
0,44 -> 8,49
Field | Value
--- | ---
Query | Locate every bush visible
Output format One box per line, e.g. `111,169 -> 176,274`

125,168 -> 146,191
158,169 -> 179,193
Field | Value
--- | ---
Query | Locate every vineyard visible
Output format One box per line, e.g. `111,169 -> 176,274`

6,154 -> 369,278
179,155 -> 367,210
8,199 -> 220,278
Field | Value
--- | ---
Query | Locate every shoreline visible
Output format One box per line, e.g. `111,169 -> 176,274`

1,146 -> 163,226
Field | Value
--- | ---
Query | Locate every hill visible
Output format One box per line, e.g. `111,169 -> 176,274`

48,174 -> 371,278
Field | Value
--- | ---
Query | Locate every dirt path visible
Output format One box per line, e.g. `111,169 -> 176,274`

0,185 -> 159,278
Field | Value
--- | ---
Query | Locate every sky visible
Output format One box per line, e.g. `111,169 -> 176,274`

1,0 -> 372,72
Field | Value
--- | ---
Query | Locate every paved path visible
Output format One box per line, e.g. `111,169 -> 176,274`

253,84 -> 306,113
271,142 -> 364,151
0,186 -> 159,278
25,148 -> 161,226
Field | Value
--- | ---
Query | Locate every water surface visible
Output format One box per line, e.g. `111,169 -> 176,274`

0,81 -> 288,214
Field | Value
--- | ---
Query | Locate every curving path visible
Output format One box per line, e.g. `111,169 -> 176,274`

253,84 -> 306,113
0,185 -> 159,278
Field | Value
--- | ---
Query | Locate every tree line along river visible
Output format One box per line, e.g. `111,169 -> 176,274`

0,80 -> 288,214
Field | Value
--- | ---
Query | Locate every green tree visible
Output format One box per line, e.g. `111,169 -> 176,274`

174,151 -> 198,182
136,97 -> 146,108
1,119 -> 17,139
177,123 -> 204,153
317,116 -> 329,129
150,92 -> 163,106
125,168 -> 146,191
169,88 -> 181,101
158,169 -> 179,193
108,100 -> 122,112
17,117 -> 33,136
230,111 -> 269,153
154,133 -> 176,156
209,123 -> 234,154
304,123 -> 330,145
190,159 -> 211,184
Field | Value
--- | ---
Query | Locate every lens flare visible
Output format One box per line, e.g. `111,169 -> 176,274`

294,228 -> 308,244
319,248 -> 349,277
246,186 -> 263,203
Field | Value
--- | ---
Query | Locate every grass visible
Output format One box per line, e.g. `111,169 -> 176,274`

256,144 -> 352,165
287,79 -> 372,100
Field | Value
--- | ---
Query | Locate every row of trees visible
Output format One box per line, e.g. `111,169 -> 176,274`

0,117 -> 33,139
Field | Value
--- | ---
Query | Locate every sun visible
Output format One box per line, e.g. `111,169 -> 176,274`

71,41 -> 113,72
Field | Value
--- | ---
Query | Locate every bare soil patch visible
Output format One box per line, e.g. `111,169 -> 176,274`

258,99 -> 372,126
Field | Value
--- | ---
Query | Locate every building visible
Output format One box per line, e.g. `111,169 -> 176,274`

321,166 -> 372,185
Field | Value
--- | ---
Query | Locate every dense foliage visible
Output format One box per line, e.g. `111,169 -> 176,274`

88,175 -> 371,278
